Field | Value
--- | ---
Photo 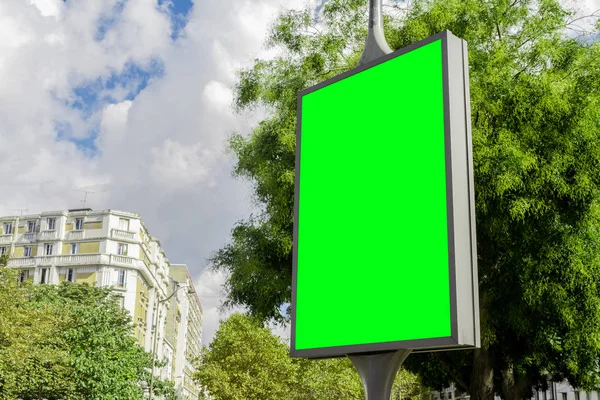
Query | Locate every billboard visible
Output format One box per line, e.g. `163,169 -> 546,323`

291,31 -> 479,358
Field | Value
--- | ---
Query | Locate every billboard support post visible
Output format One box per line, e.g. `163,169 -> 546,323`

357,0 -> 392,67
348,350 -> 412,400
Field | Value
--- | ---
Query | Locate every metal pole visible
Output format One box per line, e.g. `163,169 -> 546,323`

357,0 -> 393,67
348,350 -> 412,400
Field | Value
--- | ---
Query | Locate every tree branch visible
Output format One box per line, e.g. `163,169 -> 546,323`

434,352 -> 470,393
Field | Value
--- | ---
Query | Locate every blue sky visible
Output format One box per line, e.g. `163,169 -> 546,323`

158,0 -> 194,39
56,0 -> 192,155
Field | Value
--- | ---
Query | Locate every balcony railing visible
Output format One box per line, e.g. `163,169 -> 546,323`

20,233 -> 36,242
55,254 -> 104,265
39,230 -> 58,241
0,234 -> 12,244
6,254 -> 144,268
8,257 -> 35,267
111,254 -> 136,266
111,229 -> 136,241
68,230 -> 85,240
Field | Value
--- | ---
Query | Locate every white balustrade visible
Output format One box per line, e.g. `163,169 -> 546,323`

69,230 -> 85,240
111,229 -> 136,241
7,258 -> 35,267
39,230 -> 58,240
111,254 -> 136,266
21,233 -> 36,242
8,253 -> 147,273
0,235 -> 12,244
56,254 -> 103,264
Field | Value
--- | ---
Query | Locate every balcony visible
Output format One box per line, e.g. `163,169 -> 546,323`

111,229 -> 136,241
20,233 -> 36,242
7,254 -> 146,273
55,254 -> 105,265
0,234 -> 12,244
39,230 -> 58,241
8,257 -> 35,267
111,254 -> 137,266
68,230 -> 85,240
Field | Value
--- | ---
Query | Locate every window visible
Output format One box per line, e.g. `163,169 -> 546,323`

119,218 -> 130,231
75,218 -> 83,230
24,246 -> 32,257
576,392 -> 581,400
563,394 -> 568,400
40,268 -> 48,284
3,223 -> 12,235
117,270 -> 127,287
0,247 -> 6,255
47,218 -> 56,230
66,268 -> 75,283
70,243 -> 78,254
27,221 -> 36,233
44,243 -> 53,255
117,243 -> 128,256
19,270 -> 29,283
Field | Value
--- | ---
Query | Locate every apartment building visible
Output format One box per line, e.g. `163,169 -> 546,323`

0,208 -> 203,399
167,265 -> 203,400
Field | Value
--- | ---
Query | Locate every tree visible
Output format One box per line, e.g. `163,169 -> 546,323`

0,273 -> 176,399
0,263 -> 72,400
193,313 -> 426,400
194,313 -> 301,400
29,282 -> 176,400
211,1 -> 600,400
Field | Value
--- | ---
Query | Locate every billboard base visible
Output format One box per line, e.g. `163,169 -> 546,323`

349,349 -> 412,400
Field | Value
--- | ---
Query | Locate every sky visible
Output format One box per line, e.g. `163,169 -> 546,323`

0,0 -> 308,345
0,0 -> 598,347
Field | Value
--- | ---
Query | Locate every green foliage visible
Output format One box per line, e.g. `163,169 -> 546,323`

212,0 -> 600,399
0,266 -> 72,400
31,282 -> 154,399
0,270 -> 175,400
194,313 -> 301,400
193,313 -> 427,400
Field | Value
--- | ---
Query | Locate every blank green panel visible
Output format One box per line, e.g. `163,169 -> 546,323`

295,40 -> 451,350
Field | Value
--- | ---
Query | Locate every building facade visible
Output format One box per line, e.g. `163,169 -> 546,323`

0,208 -> 203,399
168,265 -> 203,400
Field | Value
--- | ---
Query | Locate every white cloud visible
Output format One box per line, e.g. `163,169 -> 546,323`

194,269 -> 246,346
29,0 -> 61,17
150,139 -> 217,189
202,80 -> 233,115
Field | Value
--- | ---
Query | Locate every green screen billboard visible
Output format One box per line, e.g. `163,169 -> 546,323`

292,31 -> 479,358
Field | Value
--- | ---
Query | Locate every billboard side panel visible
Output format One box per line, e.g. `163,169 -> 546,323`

446,33 -> 478,346
462,38 -> 481,348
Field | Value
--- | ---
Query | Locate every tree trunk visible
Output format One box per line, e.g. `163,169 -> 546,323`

501,364 -> 532,400
502,364 -> 517,400
470,289 -> 495,400
469,348 -> 495,400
